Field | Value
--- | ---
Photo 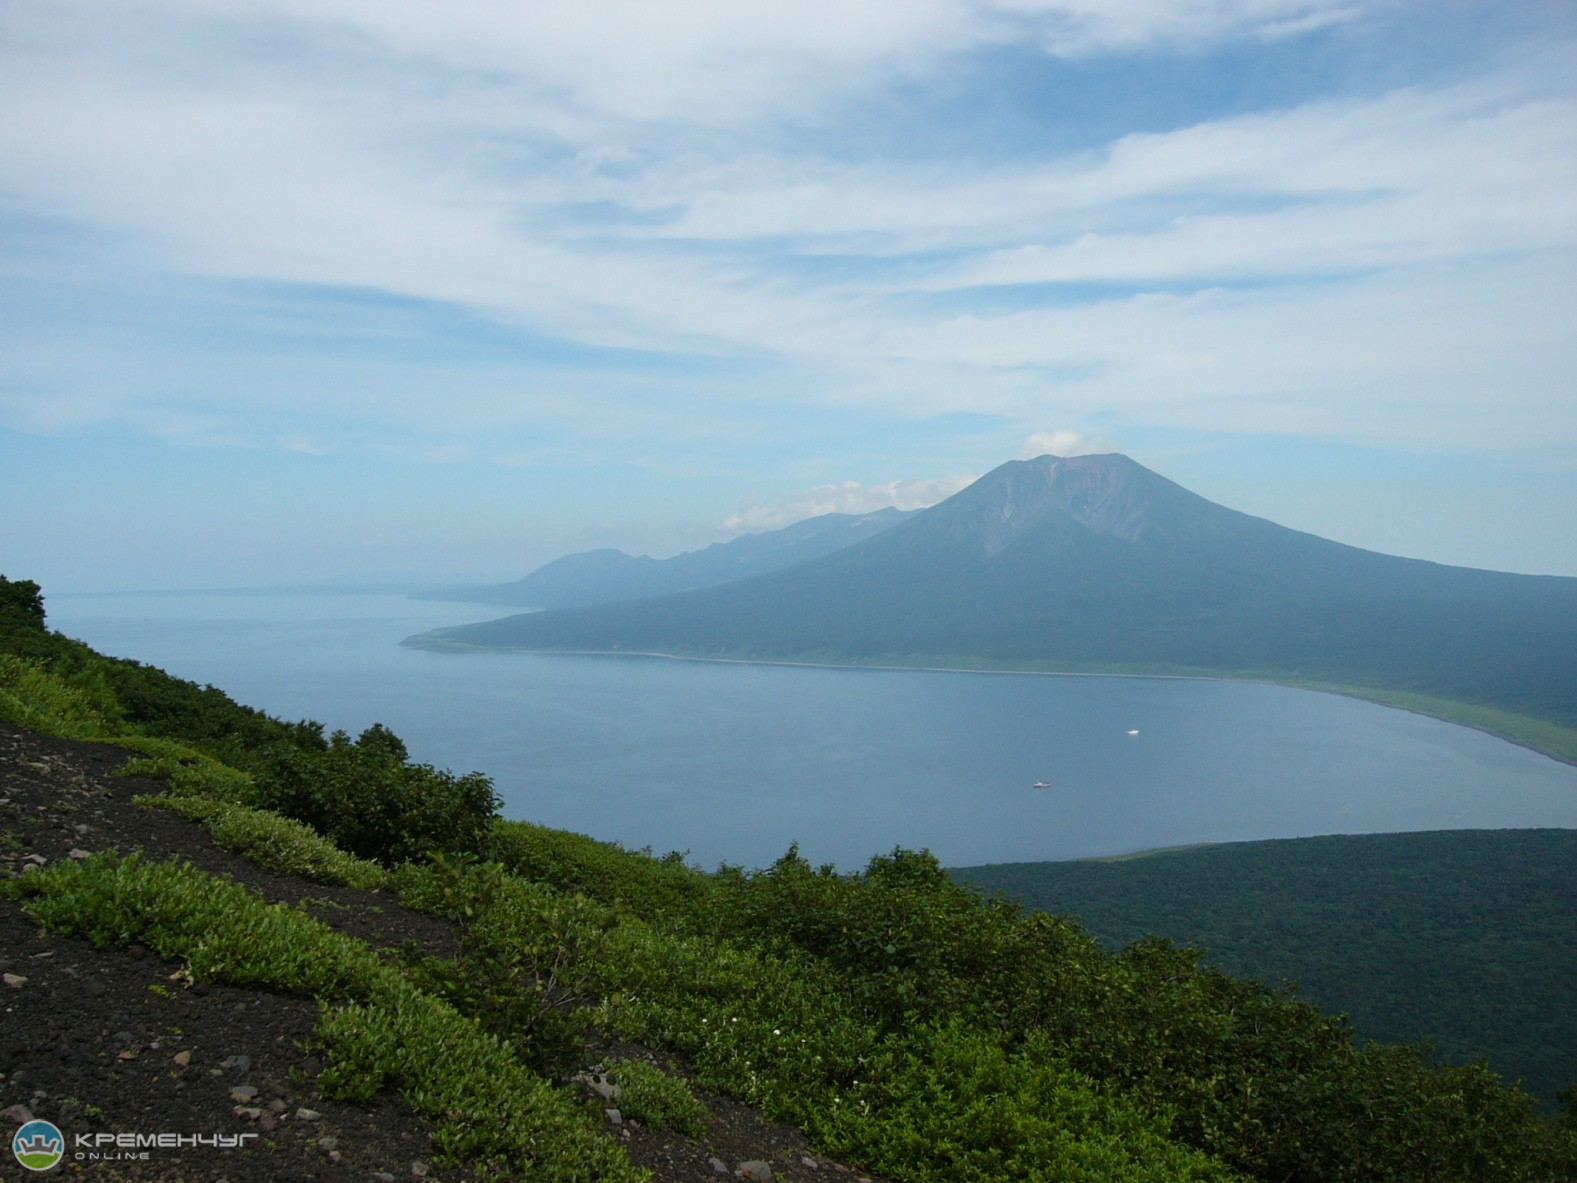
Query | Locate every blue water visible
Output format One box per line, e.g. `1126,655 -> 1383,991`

45,590 -> 1577,871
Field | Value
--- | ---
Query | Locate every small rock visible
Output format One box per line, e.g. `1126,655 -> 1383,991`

801,1157 -> 821,1170
605,1108 -> 623,1125
117,1049 -> 139,1061
230,1085 -> 258,1102
2,974 -> 26,989
709,1157 -> 730,1175
374,1175 -> 397,1183
68,849 -> 91,860
328,1150 -> 342,1163
317,1136 -> 339,1153
295,1108 -> 321,1121
172,1051 -> 192,1067
19,863 -> 39,875
22,853 -> 45,865
258,1113 -> 278,1133
266,1098 -> 286,1114
233,1107 -> 263,1121
221,1055 -> 251,1072
737,1162 -> 773,1182
411,1162 -> 430,1178
1,1103 -> 35,1124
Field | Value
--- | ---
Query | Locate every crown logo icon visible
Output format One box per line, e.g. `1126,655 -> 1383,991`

12,1120 -> 65,1171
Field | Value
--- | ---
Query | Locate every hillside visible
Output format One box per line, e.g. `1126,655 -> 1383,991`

4,574 -> 1576,1182
407,454 -> 1577,755
0,723 -> 882,1183
427,508 -> 914,610
953,830 -> 1577,1109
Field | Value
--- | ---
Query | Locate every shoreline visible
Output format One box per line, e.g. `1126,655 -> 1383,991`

402,637 -> 1577,769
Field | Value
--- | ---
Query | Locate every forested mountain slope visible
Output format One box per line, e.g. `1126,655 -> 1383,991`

953,829 -> 1577,1109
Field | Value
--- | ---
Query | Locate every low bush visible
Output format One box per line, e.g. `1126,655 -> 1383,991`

0,653 -> 121,739
601,1059 -> 708,1136
138,794 -> 387,890
394,854 -> 615,1075
256,724 -> 499,866
486,818 -> 711,920
116,737 -> 259,803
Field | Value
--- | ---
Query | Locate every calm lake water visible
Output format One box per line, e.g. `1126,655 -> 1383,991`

46,590 -> 1577,871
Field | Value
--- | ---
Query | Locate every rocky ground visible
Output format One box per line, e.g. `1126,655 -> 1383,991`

0,724 -> 886,1183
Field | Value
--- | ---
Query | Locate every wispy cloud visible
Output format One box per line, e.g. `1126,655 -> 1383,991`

1018,429 -> 1116,459
725,473 -> 980,533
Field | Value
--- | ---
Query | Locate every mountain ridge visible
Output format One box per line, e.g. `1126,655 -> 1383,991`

423,507 -> 914,609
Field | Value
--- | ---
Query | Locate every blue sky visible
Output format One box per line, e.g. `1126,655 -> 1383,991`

3,0 -> 1575,590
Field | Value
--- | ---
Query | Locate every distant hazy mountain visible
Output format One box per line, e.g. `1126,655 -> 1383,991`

409,454 -> 1577,731
437,507 -> 914,609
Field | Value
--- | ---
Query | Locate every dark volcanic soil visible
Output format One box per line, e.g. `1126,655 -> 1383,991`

0,724 -> 883,1182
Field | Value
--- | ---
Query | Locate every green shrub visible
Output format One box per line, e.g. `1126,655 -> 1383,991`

602,1059 -> 708,1136
0,653 -> 121,739
256,724 -> 499,865
487,818 -> 711,920
814,1021 -> 1237,1183
394,854 -> 614,1076
116,736 -> 259,803
138,794 -> 387,890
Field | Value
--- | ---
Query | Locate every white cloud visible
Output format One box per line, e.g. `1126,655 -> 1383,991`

724,473 -> 980,533
1018,429 -> 1115,458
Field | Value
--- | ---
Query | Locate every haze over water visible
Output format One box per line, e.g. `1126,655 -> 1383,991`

47,590 -> 1577,871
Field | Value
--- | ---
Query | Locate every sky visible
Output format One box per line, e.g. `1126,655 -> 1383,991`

2,0 -> 1575,591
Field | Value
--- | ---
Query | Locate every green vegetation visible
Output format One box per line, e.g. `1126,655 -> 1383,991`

954,830 -> 1577,1110
252,723 -> 499,866
0,853 -> 642,1182
138,793 -> 389,889
0,575 -> 499,869
601,1059 -> 708,1136
5,572 -> 1576,1182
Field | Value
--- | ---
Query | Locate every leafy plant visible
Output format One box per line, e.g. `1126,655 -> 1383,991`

138,793 -> 387,889
602,1059 -> 708,1136
394,853 -> 614,1076
256,725 -> 499,866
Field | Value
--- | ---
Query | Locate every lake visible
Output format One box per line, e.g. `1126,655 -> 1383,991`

45,589 -> 1577,871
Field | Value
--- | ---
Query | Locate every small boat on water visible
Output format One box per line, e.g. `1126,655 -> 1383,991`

1032,780 -> 1053,790
1126,729 -> 1140,736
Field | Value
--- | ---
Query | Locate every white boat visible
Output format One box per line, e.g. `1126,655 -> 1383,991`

1032,780 -> 1053,789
